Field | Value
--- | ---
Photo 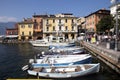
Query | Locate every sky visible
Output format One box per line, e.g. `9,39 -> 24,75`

0,0 -> 113,22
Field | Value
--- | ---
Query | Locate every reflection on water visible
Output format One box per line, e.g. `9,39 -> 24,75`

0,43 -> 119,80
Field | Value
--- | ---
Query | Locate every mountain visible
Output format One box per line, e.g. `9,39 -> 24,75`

0,22 -> 16,35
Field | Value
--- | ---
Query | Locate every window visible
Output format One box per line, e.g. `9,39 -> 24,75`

72,26 -> 74,30
14,32 -> 17,35
22,32 -> 24,36
53,19 -> 55,23
98,15 -> 101,18
65,26 -> 68,30
34,19 -> 36,22
47,19 -> 49,24
72,19 -> 74,23
59,19 -> 61,23
29,31 -> 31,36
28,24 -> 32,28
47,26 -> 49,31
21,25 -> 25,28
71,34 -> 74,39
65,19 -> 67,23
10,32 -> 12,35
59,26 -> 61,30
53,26 -> 55,31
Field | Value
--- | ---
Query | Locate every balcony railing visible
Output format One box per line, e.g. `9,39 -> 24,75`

71,23 -> 77,26
63,30 -> 69,32
43,30 -> 57,33
46,23 -> 51,26
71,30 -> 77,32
43,30 -> 77,34
58,23 -> 64,26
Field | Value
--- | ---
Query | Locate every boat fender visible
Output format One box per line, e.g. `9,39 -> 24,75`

29,59 -> 34,63
22,65 -> 29,71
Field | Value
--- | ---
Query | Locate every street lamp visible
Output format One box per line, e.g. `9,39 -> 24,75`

111,0 -> 119,51
115,0 -> 119,51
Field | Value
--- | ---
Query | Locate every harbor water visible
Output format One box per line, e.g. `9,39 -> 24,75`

0,43 -> 119,80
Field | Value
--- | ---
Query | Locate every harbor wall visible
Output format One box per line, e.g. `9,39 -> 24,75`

79,41 -> 120,74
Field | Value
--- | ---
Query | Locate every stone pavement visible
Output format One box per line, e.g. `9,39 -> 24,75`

81,41 -> 120,63
96,41 -> 120,54
80,41 -> 120,73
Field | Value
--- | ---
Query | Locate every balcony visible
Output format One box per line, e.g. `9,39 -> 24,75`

46,23 -> 51,26
63,30 -> 69,33
43,30 -> 57,34
69,30 -> 77,33
71,30 -> 77,32
71,23 -> 77,26
58,23 -> 64,26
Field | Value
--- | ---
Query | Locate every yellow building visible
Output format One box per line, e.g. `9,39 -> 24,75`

43,13 -> 78,41
18,18 -> 34,41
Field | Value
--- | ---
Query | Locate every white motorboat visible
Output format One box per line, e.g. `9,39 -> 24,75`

30,54 -> 92,68
50,46 -> 85,54
30,36 -> 74,47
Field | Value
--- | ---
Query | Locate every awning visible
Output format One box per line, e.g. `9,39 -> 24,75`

5,35 -> 18,38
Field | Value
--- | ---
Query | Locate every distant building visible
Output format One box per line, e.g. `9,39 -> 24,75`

85,9 -> 110,33
6,24 -> 18,35
18,18 -> 34,41
42,13 -> 78,41
5,23 -> 18,39
77,17 -> 86,36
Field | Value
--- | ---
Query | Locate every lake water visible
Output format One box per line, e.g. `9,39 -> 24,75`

0,43 -> 119,80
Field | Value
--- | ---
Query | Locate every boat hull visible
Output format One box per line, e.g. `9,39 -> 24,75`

28,63 -> 100,78
32,56 -> 92,68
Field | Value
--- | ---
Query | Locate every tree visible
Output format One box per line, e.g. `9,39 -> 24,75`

96,15 -> 114,33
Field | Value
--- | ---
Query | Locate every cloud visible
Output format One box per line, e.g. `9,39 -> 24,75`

0,16 -> 17,22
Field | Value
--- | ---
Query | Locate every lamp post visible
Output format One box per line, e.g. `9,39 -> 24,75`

111,0 -> 119,51
115,0 -> 119,51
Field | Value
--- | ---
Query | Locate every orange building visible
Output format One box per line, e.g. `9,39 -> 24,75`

32,14 -> 48,40
85,9 -> 110,33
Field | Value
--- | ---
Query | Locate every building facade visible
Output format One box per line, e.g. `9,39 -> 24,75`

85,9 -> 110,33
110,2 -> 120,18
5,23 -> 18,39
110,2 -> 120,38
77,17 -> 86,36
42,13 -> 78,41
32,14 -> 48,40
18,18 -> 34,41
6,24 -> 18,36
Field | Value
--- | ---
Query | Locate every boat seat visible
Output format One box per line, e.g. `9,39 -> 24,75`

51,67 -> 56,72
84,65 -> 92,69
34,67 -> 43,72
75,66 -> 81,72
